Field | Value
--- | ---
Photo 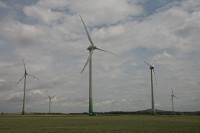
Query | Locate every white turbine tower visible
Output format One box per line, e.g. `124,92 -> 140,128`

17,59 -> 39,115
80,15 -> 113,115
144,58 -> 157,115
48,95 -> 56,114
171,88 -> 177,114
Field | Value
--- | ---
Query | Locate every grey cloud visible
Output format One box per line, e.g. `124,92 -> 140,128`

0,0 -> 200,113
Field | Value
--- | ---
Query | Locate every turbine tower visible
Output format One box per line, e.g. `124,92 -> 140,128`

17,59 -> 38,115
144,58 -> 157,115
48,95 -> 56,114
80,15 -> 113,115
171,88 -> 177,114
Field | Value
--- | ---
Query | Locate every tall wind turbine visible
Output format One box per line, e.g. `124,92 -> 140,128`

17,59 -> 38,115
144,58 -> 157,115
171,88 -> 177,114
80,15 -> 113,114
48,95 -> 56,114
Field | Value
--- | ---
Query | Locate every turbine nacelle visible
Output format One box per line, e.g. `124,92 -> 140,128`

48,95 -> 56,99
150,66 -> 154,70
87,45 -> 97,51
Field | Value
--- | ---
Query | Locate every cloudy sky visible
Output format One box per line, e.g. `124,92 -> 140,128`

0,0 -> 200,113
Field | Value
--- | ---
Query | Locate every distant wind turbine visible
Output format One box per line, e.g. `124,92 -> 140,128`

144,58 -> 157,115
48,95 -> 56,114
171,88 -> 177,114
17,59 -> 39,115
80,15 -> 113,115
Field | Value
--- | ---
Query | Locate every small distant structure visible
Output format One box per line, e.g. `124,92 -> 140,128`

48,95 -> 56,114
144,57 -> 157,115
17,59 -> 39,115
171,88 -> 177,114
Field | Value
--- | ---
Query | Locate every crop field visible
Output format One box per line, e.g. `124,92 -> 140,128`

0,114 -> 200,133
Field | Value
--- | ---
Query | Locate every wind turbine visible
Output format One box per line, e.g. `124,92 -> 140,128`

171,88 -> 177,114
48,95 -> 56,114
144,58 -> 157,115
17,59 -> 38,115
80,15 -> 113,115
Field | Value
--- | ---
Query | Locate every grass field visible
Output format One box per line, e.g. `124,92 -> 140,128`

0,114 -> 200,133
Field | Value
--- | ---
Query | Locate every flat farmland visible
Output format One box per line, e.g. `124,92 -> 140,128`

0,114 -> 200,133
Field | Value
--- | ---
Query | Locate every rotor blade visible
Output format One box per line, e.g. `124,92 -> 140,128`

171,88 -> 174,95
144,61 -> 152,67
80,15 -> 94,45
27,74 -> 39,80
153,69 -> 157,85
22,59 -> 26,70
17,76 -> 25,84
52,95 -> 56,98
96,47 -> 114,55
81,49 -> 93,74
153,56 -> 157,66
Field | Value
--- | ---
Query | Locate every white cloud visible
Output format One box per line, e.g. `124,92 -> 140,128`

121,99 -> 126,102
101,100 -> 114,105
24,6 -> 64,24
30,89 -> 44,95
0,62 -> 14,67
70,0 -> 143,25
93,25 -> 125,42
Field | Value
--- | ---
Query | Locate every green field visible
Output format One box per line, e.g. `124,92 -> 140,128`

0,114 -> 200,133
